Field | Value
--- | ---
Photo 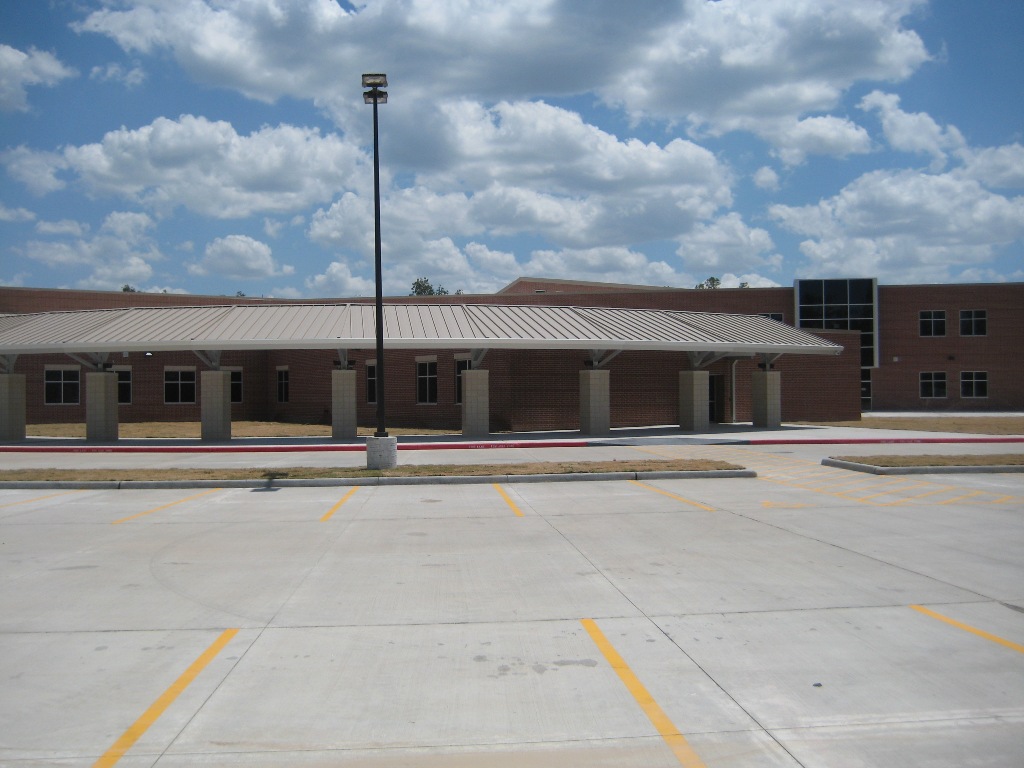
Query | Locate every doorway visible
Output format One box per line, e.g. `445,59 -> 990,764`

709,374 -> 725,423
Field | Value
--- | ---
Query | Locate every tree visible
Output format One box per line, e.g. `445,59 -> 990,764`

410,277 -> 449,296
121,284 -> 138,293
694,276 -> 721,290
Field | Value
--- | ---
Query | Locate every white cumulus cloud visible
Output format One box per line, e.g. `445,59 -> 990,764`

190,235 -> 294,279
859,91 -> 965,169
770,169 -> 1024,282
21,211 -> 163,290
8,115 -> 364,218
0,44 -> 77,112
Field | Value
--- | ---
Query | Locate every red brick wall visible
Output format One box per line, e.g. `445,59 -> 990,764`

871,284 -> 1023,411
1,283 -> 928,429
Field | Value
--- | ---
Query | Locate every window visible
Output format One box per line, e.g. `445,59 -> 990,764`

229,370 -> 243,404
116,369 -> 132,404
277,368 -> 290,403
164,369 -> 196,404
920,372 -> 947,399
366,361 -> 377,404
44,367 -> 80,405
454,359 -> 472,404
960,309 -> 987,336
760,312 -> 784,322
417,360 -> 438,404
919,310 -> 945,337
796,277 -> 877,368
961,371 -> 988,399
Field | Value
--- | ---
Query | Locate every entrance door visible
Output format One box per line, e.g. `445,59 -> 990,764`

708,374 -> 725,422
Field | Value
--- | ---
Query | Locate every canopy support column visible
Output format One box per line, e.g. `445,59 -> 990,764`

461,368 -> 490,438
678,370 -> 710,432
579,368 -> 610,436
332,366 -> 357,440
752,354 -> 783,428
0,373 -> 26,442
201,369 -> 232,441
86,371 -> 119,442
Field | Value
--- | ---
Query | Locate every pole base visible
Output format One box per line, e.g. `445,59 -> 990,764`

366,435 -> 398,470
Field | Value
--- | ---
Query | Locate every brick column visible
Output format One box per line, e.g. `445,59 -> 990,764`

201,370 -> 232,441
332,369 -> 357,440
579,369 -> 610,436
86,371 -> 119,442
461,369 -> 490,438
0,374 -> 26,442
678,370 -> 709,432
752,370 -> 782,428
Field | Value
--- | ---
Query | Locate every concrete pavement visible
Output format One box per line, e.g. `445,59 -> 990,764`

1,423 -> 1023,766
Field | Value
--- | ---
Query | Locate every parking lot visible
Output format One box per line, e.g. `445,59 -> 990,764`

2,439 -> 1023,766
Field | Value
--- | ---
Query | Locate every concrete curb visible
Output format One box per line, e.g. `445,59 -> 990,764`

0,468 -> 756,491
822,458 -> 1024,475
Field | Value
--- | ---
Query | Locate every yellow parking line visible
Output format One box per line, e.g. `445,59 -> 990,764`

857,479 -> 923,500
493,484 -> 524,516
111,488 -> 221,525
805,477 -> 878,492
911,605 -> 1024,654
938,490 -> 984,505
581,619 -> 706,767
320,486 -> 359,522
898,485 -> 958,501
94,628 -> 239,767
0,490 -> 83,509
629,480 -> 715,511
987,495 -> 1019,504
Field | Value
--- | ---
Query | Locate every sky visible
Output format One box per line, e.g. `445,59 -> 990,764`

1,0 -> 1022,299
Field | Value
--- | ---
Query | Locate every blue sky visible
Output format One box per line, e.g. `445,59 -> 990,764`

1,0 -> 1022,298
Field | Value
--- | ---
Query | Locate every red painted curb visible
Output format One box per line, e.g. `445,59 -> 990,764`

746,437 -> 1024,445
1,436 -> 1020,454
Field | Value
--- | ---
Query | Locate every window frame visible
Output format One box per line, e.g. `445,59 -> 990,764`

113,366 -> 132,405
416,357 -> 438,405
919,371 -> 947,399
276,367 -> 290,403
960,371 -> 988,399
919,309 -> 946,337
44,365 -> 81,405
959,309 -> 987,336
164,367 -> 197,404
454,357 -> 472,405
225,367 -> 243,404
365,360 -> 377,404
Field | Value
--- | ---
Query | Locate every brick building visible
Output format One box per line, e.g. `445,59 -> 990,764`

0,277 -> 1019,436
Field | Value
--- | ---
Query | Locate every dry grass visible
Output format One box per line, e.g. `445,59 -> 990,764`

0,458 -> 740,483
832,453 -> 1024,468
26,421 -> 458,439
800,416 -> 1024,435
30,416 -> 1024,439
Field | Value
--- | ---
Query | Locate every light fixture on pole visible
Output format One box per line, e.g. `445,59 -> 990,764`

363,73 -> 388,439
362,73 -> 398,469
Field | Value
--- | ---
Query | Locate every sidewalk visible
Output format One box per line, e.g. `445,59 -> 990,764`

2,423 -> 1021,481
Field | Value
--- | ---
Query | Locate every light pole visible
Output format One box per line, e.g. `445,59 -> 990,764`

362,73 -> 397,468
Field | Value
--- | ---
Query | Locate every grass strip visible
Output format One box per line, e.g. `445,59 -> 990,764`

831,453 -> 1024,468
800,416 -> 1024,436
0,458 -> 741,483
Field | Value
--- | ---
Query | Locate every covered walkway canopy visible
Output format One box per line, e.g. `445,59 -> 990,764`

0,302 -> 842,441
0,302 -> 840,355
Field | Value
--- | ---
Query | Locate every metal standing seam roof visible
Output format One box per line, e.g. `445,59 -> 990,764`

0,303 -> 842,357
